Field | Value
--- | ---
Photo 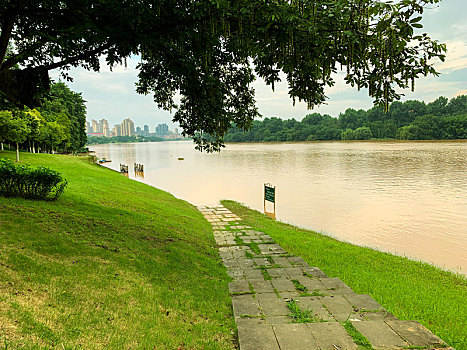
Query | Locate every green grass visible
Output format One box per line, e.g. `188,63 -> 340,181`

286,300 -> 317,323
259,267 -> 272,281
221,200 -> 467,350
0,151 -> 236,349
233,236 -> 260,255
342,321 -> 373,349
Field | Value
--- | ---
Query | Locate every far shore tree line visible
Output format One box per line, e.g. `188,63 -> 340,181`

224,95 -> 467,143
0,83 -> 86,161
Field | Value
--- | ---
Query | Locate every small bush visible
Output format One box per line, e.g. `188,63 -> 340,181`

0,158 -> 67,200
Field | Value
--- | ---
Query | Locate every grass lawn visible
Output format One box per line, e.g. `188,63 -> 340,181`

0,150 -> 236,349
222,200 -> 467,350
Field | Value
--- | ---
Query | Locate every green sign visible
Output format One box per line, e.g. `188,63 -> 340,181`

265,185 -> 275,203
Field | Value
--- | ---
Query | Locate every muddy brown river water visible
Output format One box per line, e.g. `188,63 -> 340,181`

91,140 -> 467,275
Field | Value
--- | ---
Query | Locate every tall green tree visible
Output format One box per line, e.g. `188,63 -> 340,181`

446,95 -> 467,116
0,110 -> 12,150
7,114 -> 30,161
427,96 -> 448,116
40,82 -> 87,152
0,0 -> 446,151
23,108 -> 44,153
339,108 -> 368,130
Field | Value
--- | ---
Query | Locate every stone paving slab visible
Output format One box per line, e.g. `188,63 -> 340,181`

386,320 -> 447,347
252,257 -> 271,267
321,295 -> 355,321
308,322 -> 359,350
250,279 -> 274,293
288,256 -> 310,267
237,324 -> 280,350
352,320 -> 408,349
223,259 -> 239,268
264,315 -> 291,325
271,278 -> 296,292
232,294 -> 261,316
236,258 -> 254,267
244,268 -> 264,279
271,257 -> 293,268
200,205 -> 451,350
303,267 -> 328,278
320,277 -> 355,295
362,310 -> 398,321
273,323 -> 319,350
284,267 -> 305,277
227,267 -> 244,280
268,268 -> 289,278
294,297 -> 335,322
345,293 -> 383,311
296,276 -> 328,293
229,280 -> 250,294
257,293 -> 290,316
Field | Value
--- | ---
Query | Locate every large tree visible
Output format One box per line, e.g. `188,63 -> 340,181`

40,82 -> 87,152
7,113 -> 30,161
0,0 -> 446,151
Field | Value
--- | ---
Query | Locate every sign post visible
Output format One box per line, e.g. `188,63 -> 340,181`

264,183 -> 276,219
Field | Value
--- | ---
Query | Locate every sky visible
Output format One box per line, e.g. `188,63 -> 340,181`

50,0 -> 467,130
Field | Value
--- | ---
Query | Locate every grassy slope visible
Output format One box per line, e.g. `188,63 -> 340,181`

0,151 -> 236,350
222,200 -> 467,350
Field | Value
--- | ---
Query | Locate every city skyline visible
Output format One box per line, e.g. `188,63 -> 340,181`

86,118 -> 183,139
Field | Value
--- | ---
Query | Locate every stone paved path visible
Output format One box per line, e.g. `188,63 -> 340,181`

198,205 -> 452,350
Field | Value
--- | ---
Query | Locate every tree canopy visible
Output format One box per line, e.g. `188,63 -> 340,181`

0,82 -> 87,158
0,0 -> 446,151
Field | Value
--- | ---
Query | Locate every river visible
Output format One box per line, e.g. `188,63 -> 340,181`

90,140 -> 467,275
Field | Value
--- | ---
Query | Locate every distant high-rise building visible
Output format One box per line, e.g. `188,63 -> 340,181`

136,126 -> 142,136
111,124 -> 122,137
85,121 -> 91,133
91,119 -> 98,133
155,123 -> 169,137
143,125 -> 149,137
121,118 -> 135,136
100,119 -> 110,137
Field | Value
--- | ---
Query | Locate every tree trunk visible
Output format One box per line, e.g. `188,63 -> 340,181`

1,142 -> 3,151
16,142 -> 19,162
32,141 -> 35,153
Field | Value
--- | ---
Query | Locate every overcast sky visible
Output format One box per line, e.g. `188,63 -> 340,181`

51,0 -> 467,130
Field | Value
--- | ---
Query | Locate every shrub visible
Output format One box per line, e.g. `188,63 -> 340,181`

0,158 -> 67,200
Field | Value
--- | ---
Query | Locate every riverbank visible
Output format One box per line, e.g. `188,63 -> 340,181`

92,140 -> 467,274
0,151 -> 236,349
222,200 -> 467,350
1,150 -> 465,349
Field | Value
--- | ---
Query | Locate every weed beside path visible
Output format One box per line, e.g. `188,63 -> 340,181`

0,151 -> 236,349
222,200 -> 467,350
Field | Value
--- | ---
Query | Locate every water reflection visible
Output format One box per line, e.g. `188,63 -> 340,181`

91,140 -> 467,274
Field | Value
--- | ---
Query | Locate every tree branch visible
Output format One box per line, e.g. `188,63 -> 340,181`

46,43 -> 113,70
0,39 -> 48,71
